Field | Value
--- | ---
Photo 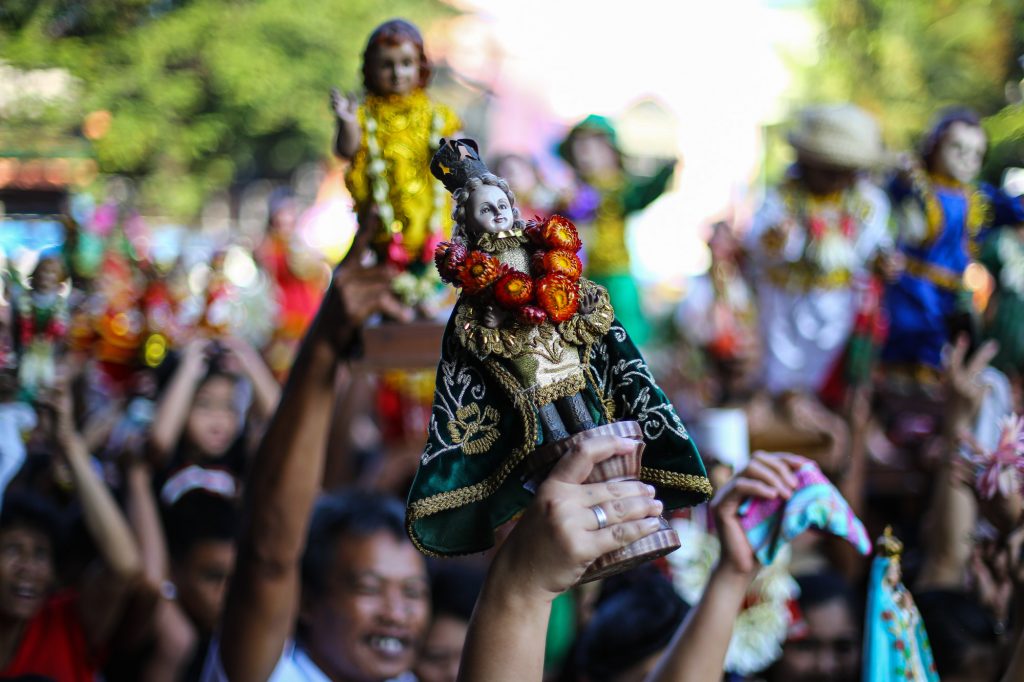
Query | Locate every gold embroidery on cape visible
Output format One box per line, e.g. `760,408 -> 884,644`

447,404 -> 501,455
640,466 -> 714,498
408,362 -> 541,555
455,303 -> 528,359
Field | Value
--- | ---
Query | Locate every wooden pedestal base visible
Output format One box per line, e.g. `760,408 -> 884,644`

522,420 -> 681,584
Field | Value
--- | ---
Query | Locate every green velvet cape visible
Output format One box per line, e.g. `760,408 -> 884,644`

406,311 -> 712,557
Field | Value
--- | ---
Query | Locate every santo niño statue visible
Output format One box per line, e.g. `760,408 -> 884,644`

405,139 -> 711,578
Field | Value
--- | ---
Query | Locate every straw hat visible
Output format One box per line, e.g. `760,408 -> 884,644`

787,104 -> 883,170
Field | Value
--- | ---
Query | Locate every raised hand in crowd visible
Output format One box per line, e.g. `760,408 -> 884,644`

647,451 -> 803,682
214,224 -> 412,682
456,434 -> 665,682
149,336 -> 214,464
217,334 -> 281,419
0,372 -> 144,678
918,335 -> 999,591
945,335 -> 1000,434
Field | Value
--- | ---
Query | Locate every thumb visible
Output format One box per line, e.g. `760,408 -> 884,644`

548,435 -> 638,486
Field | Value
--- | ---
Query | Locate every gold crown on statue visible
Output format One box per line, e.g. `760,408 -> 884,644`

876,526 -> 904,558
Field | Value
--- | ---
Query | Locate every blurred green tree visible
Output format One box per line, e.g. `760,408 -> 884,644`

805,0 -> 1024,157
0,0 -> 452,218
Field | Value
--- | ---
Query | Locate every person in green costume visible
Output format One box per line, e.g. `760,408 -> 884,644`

557,114 -> 677,346
406,138 -> 710,558
981,222 -> 1024,383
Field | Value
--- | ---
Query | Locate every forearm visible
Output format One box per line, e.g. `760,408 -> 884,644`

125,462 -> 168,584
240,351 -> 281,420
1003,627 -> 1024,682
62,433 -> 142,578
220,313 -> 341,682
149,354 -> 204,460
831,411 -> 870,580
647,564 -> 750,682
143,600 -> 197,682
458,562 -> 552,682
237,331 -> 337,566
334,119 -> 359,160
916,457 -> 975,590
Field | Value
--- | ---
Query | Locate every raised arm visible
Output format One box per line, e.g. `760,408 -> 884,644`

218,232 -> 410,682
647,452 -> 803,682
149,337 -> 209,464
916,337 -> 996,591
220,335 -> 281,421
458,435 -> 664,682
331,88 -> 361,160
124,457 -> 198,682
48,378 -> 143,650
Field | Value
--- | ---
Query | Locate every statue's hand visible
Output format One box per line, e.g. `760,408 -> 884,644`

330,87 -> 358,125
482,305 -> 508,329
579,287 -> 602,315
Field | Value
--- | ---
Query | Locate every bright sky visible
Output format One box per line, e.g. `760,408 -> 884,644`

434,0 -> 818,287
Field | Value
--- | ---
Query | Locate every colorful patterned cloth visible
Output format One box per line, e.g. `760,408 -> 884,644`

739,461 -> 870,565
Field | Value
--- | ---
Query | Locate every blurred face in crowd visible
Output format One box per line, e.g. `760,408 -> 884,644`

493,156 -> 538,198
0,525 -> 54,621
172,539 -> 236,635
269,199 -> 298,238
775,598 -> 860,682
570,131 -> 619,179
934,121 -> 986,185
31,258 -> 64,294
186,375 -> 241,459
468,185 -> 514,235
302,531 -> 430,682
367,40 -> 421,96
799,159 -> 857,197
415,614 -> 469,682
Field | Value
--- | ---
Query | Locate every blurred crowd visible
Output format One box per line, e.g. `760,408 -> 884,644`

1,16 -> 1024,682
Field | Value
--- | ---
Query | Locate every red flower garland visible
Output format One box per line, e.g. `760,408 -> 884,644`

436,215 -> 586,324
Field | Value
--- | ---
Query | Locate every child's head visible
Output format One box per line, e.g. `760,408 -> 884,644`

29,255 -> 65,294
921,108 -> 986,185
452,174 -> 523,242
491,154 -> 540,198
185,366 -> 243,460
362,19 -> 431,96
559,116 -> 623,180
164,490 -> 240,636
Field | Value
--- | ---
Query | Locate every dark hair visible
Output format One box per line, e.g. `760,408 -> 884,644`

916,589 -> 999,677
301,490 -> 409,599
163,491 -> 240,559
428,561 -> 485,622
573,567 -> 689,681
795,571 -> 859,615
362,19 -> 431,93
0,491 -> 62,550
920,107 -> 986,174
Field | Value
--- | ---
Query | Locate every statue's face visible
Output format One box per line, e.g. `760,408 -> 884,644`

367,40 -> 421,96
32,258 -> 63,293
570,131 -> 618,179
467,184 -> 513,235
935,121 -> 986,185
